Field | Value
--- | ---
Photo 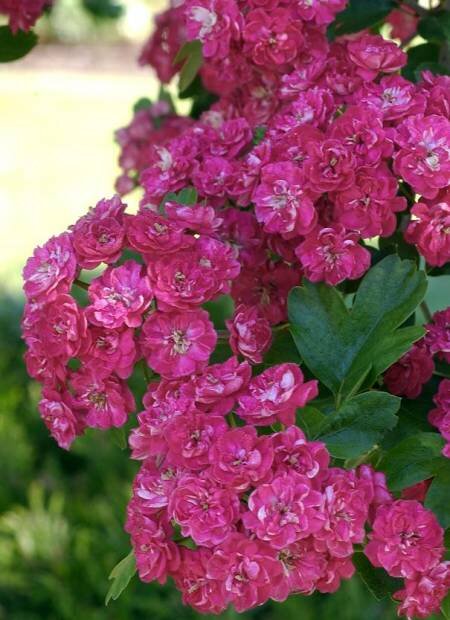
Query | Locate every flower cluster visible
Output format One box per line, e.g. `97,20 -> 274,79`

21,0 -> 450,616
0,0 -> 50,32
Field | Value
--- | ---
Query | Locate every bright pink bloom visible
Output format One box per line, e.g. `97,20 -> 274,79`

71,195 -> 126,269
173,548 -> 226,615
168,475 -> 240,547
429,379 -> 450,458
347,34 -> 406,81
226,304 -> 272,364
358,75 -> 426,121
165,201 -> 223,234
38,388 -> 84,450
357,465 -> 392,524
69,368 -> 135,429
238,363 -> 318,426
166,411 -> 228,470
425,308 -> 450,362
294,0 -> 347,26
126,209 -> 192,258
394,562 -> 450,619
206,533 -> 283,612
314,468 -> 373,558
193,356 -> 251,415
394,115 -> 450,199
132,459 -> 183,513
243,9 -> 304,69
23,233 -> 77,301
384,343 -> 434,399
271,539 -> 327,600
304,139 -> 356,193
365,500 -> 444,579
253,162 -> 317,238
205,117 -> 253,159
272,426 -> 330,481
141,139 -> 196,203
191,156 -> 236,201
243,472 -> 325,548
140,309 -> 217,379
316,555 -> 355,593
0,0 -> 50,32
184,0 -> 242,60
387,6 -> 418,43
208,426 -> 274,492
80,326 -> 137,380
296,225 -> 371,286
86,260 -> 153,329
405,197 -> 450,266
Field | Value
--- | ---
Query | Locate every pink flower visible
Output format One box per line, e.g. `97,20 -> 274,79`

425,308 -> 450,362
147,237 -> 240,311
206,533 -> 283,612
316,554 -> 355,593
38,388 -> 84,450
208,426 -> 274,492
23,233 -> 77,301
173,548 -> 226,615
272,426 -> 330,481
304,139 -> 356,193
365,500 -> 444,578
80,326 -> 137,379
193,356 -> 251,415
69,368 -> 135,429
166,411 -> 228,470
168,475 -> 240,547
243,472 -> 325,548
357,465 -> 392,523
384,343 -> 434,399
394,562 -> 450,619
141,139 -> 196,203
387,6 -> 418,43
205,117 -> 253,159
401,479 -> 431,503
394,115 -> 450,199
314,468 -> 373,558
243,9 -> 304,68
347,34 -> 406,81
126,209 -> 192,259
296,225 -> 371,286
272,539 -> 327,600
140,309 -> 217,379
358,75 -> 426,121
34,294 -> 87,361
253,162 -> 317,238
0,0 -> 50,32
405,196 -> 450,266
294,0 -> 347,26
238,363 -> 318,426
132,459 -> 182,513
429,379 -> 450,458
86,260 -> 153,329
71,195 -> 126,269
184,0 -> 242,60
226,304 -> 272,364
165,201 -> 223,234
191,156 -> 236,201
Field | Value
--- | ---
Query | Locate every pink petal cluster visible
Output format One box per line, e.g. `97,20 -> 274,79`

0,0 -> 50,32
384,342 -> 434,399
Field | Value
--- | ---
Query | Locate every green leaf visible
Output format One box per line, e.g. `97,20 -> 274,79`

105,551 -> 136,605
288,256 -> 427,400
296,406 -> 326,440
82,0 -> 124,19
402,43 -> 440,82
0,26 -> 38,63
425,461 -> 450,529
253,126 -> 267,146
353,553 -> 402,601
442,592 -> 450,620
133,97 -> 152,113
379,433 -> 445,491
175,41 -> 203,93
160,187 -> 198,208
418,12 -> 450,44
414,61 -> 450,80
110,427 -> 127,450
327,0 -> 395,40
317,391 -> 400,459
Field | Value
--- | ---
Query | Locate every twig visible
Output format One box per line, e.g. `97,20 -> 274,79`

420,300 -> 433,323
74,278 -> 89,291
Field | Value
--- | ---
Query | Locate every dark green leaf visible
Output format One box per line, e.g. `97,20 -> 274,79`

253,126 -> 267,145
418,12 -> 450,44
425,460 -> 450,529
288,256 -> 427,400
379,433 -> 444,491
327,0 -> 395,40
110,427 -> 127,450
105,551 -> 136,605
0,26 -> 38,63
353,553 -> 402,601
133,97 -> 152,113
414,61 -> 450,80
402,43 -> 440,81
160,187 -> 198,208
442,593 -> 450,620
261,329 -> 301,368
317,391 -> 400,459
175,41 -> 203,93
82,0 -> 123,19
296,406 -> 326,440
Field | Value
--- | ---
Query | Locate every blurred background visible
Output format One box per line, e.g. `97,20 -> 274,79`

0,1 -> 446,618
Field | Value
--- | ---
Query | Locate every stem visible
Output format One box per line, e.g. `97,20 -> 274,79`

141,360 -> 153,384
74,278 -> 89,291
420,300 -> 433,323
273,322 -> 289,333
399,183 -> 416,204
434,370 -> 450,378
